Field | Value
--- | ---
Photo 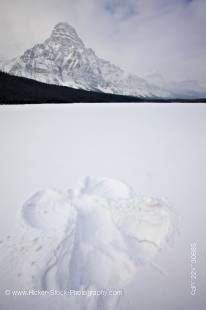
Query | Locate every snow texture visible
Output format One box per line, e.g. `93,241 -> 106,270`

1,176 -> 176,310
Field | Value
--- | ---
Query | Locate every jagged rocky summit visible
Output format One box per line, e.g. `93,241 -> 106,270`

3,22 -> 171,98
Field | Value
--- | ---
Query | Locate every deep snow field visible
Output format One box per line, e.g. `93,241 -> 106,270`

0,103 -> 205,310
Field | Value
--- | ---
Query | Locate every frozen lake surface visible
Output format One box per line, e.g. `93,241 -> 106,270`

0,103 -> 205,310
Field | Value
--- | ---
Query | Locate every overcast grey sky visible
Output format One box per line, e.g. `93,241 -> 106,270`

0,0 -> 205,83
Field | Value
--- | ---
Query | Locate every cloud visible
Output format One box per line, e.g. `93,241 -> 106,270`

0,0 -> 205,83
103,0 -> 138,19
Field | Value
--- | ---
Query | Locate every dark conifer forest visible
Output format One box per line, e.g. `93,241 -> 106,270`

0,71 -> 205,104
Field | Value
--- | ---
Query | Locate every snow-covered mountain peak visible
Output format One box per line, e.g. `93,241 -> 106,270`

53,22 -> 77,34
51,22 -> 84,47
2,22 -> 172,97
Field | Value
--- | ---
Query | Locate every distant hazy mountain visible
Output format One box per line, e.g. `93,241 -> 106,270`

170,80 -> 206,99
2,22 -> 172,98
146,74 -> 206,99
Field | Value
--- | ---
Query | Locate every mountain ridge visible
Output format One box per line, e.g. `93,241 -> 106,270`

1,70 -> 205,104
2,22 -> 171,98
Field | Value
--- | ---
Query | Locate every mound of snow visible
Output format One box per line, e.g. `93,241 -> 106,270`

1,177 -> 177,310
22,177 -> 176,288
22,189 -> 75,232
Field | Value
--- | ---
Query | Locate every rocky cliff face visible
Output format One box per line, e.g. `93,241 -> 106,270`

4,22 -> 171,98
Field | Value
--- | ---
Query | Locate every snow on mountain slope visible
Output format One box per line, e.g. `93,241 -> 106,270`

3,23 -> 171,98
